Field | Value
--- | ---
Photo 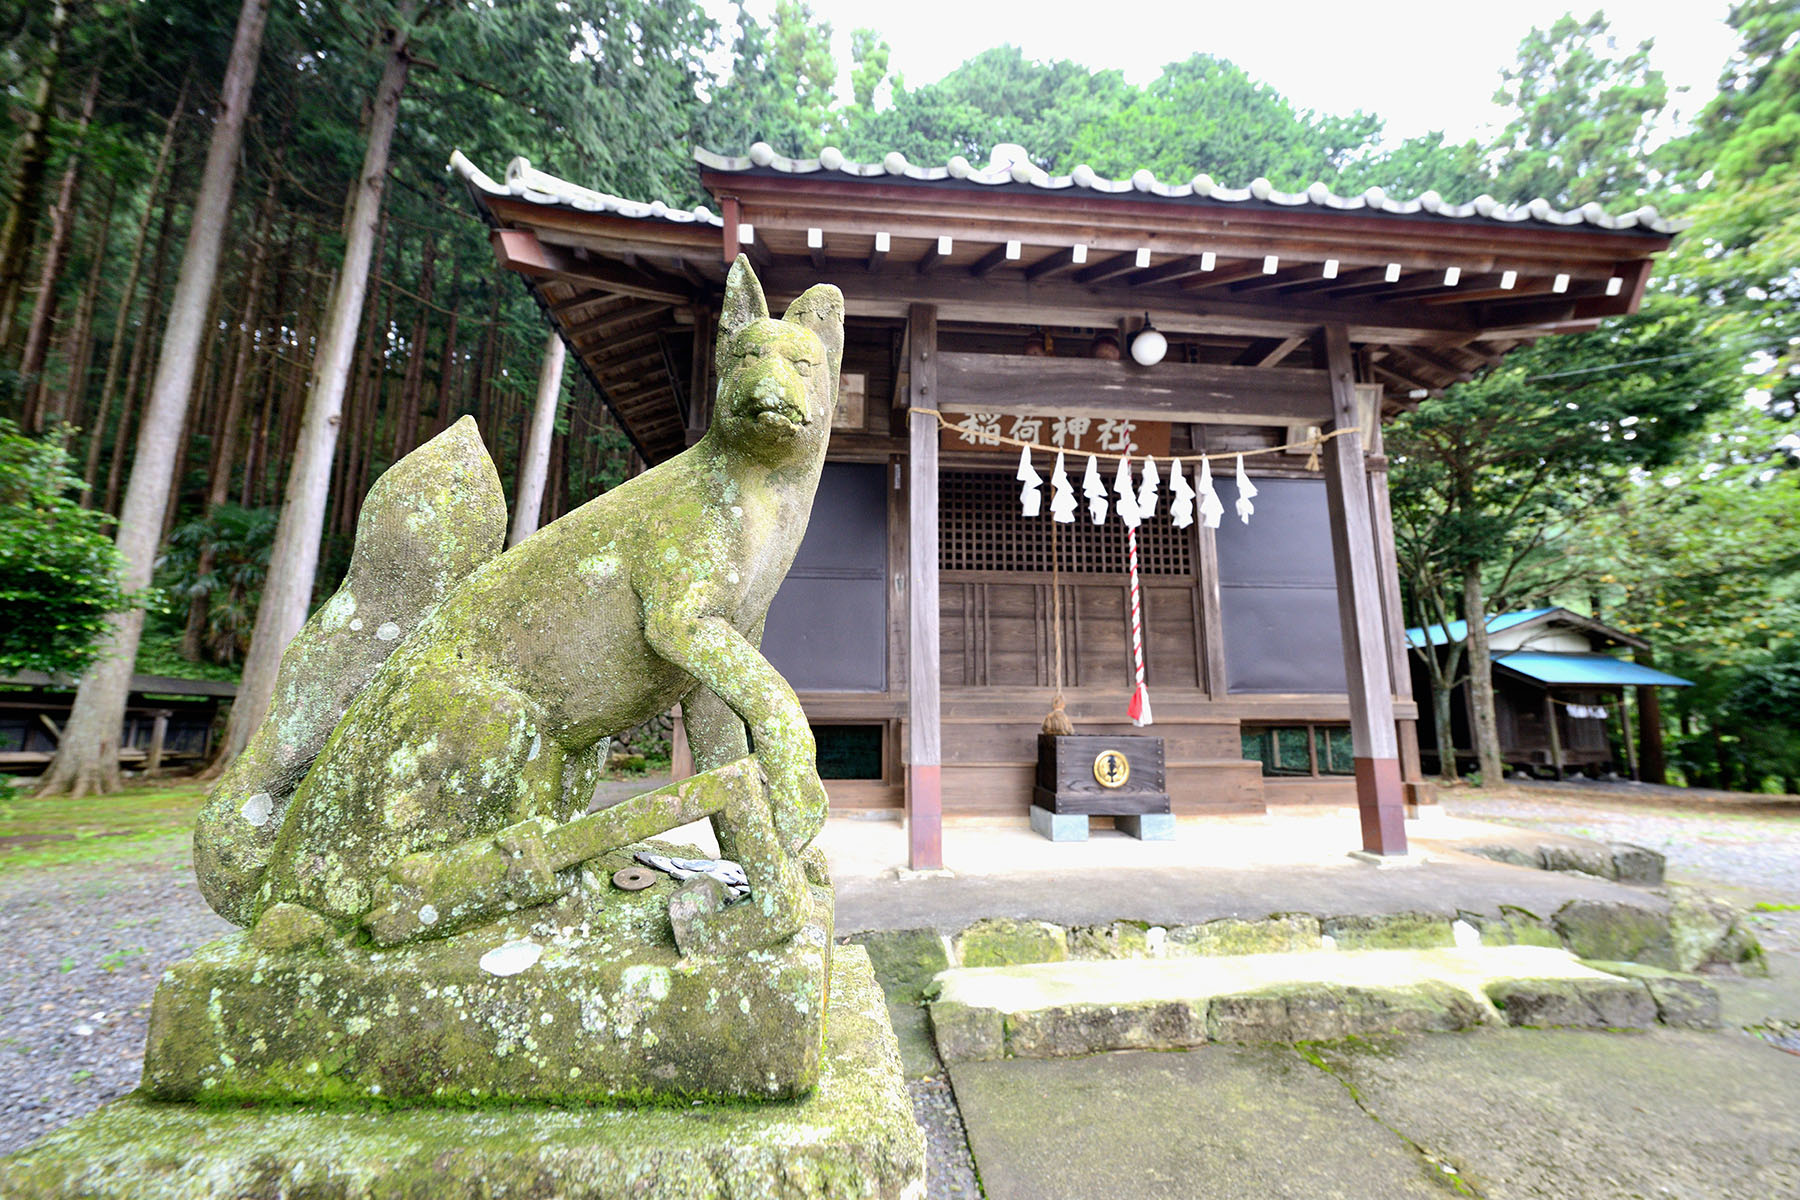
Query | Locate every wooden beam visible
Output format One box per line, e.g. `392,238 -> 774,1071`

490,228 -> 690,305
756,266 -> 1482,342
907,303 -> 942,871
1320,323 -> 1405,855
933,352 -> 1333,423
1232,336 -> 1306,368
969,243 -> 1013,278
548,290 -> 605,317
1125,255 -> 1209,287
1024,247 -> 1083,281
1073,251 -> 1141,285
563,302 -> 666,342
1181,262 -> 1273,291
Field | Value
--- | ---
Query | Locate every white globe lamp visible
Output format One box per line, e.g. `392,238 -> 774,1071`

1129,315 -> 1167,366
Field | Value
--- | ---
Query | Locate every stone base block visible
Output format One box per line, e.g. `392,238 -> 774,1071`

1116,813 -> 1175,840
0,948 -> 925,1200
1030,805 -> 1088,842
1484,977 -> 1658,1028
142,839 -> 835,1104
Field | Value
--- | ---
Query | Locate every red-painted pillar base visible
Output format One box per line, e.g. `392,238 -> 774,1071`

907,764 -> 942,870
1355,757 -> 1408,855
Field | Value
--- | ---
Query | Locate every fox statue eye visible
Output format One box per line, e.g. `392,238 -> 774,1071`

792,359 -> 816,376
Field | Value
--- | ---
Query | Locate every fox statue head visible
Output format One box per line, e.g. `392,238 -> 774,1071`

709,256 -> 845,468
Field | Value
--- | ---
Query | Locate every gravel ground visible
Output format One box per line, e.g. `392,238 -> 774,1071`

910,1076 -> 982,1197
0,841 -> 233,1155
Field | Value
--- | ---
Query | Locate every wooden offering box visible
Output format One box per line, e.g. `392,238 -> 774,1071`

1032,734 -> 1172,841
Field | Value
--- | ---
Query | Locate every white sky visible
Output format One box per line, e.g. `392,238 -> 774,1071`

703,0 -> 1739,147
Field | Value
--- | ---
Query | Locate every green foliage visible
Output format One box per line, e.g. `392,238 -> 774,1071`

1064,54 -> 1378,187
0,420 -> 134,676
1391,296 -> 1738,594
699,0 -> 839,159
158,503 -> 277,665
1488,11 -> 1668,208
842,47 -> 1130,171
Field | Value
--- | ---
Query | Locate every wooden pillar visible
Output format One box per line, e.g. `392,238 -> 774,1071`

1635,647 -> 1667,784
1544,691 -> 1564,780
146,709 -> 170,773
1320,324 -> 1406,854
906,303 -> 942,870
510,331 -> 565,546
1196,524 -> 1228,698
1363,400 -> 1427,796
685,305 -> 713,446
1619,690 -> 1639,780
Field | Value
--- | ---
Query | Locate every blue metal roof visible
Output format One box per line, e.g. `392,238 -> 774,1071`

1405,608 -> 1560,649
1494,652 -> 1692,688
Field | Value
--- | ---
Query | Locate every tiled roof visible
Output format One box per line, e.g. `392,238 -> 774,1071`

449,150 -> 722,227
694,143 -> 1683,235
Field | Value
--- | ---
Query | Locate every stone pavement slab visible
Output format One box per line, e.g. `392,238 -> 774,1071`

951,1028 -> 1800,1200
1312,1028 -> 1800,1199
948,1045 -> 1450,1200
836,858 -> 1649,936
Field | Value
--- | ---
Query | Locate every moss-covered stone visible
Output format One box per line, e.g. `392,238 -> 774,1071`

1320,912 -> 1455,951
194,418 -> 509,928
143,841 -> 835,1105
1484,977 -> 1657,1028
1552,899 -> 1677,968
1609,843 -> 1665,886
1668,883 -> 1765,974
0,947 -> 924,1200
1538,841 -> 1618,880
1067,920 -> 1153,960
1004,1000 -> 1206,1058
852,927 -> 952,1003
202,260 -> 847,971
929,1000 -> 1005,1063
1167,914 -> 1322,956
955,918 -> 1068,968
1579,961 -> 1722,1028
1461,906 -> 1563,948
1207,981 -> 1488,1043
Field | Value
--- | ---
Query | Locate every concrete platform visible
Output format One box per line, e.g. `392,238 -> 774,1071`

0,947 -> 925,1200
949,1029 -> 1800,1200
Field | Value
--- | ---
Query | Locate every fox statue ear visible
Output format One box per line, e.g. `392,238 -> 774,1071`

782,283 -> 846,401
716,255 -> 770,364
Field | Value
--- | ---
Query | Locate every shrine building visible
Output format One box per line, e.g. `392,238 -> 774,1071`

452,142 -> 1678,867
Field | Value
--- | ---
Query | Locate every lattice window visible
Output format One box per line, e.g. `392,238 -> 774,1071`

938,470 -> 1194,576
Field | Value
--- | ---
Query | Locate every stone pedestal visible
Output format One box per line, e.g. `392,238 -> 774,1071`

0,948 -> 924,1200
143,839 -> 834,1104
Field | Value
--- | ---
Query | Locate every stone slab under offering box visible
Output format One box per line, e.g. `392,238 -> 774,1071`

0,948 -> 924,1200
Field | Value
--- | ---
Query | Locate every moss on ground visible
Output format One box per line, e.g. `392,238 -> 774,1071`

0,778 -> 204,871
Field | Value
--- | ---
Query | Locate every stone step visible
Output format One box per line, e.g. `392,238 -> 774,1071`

927,945 -> 1721,1062
853,891 -> 1765,1005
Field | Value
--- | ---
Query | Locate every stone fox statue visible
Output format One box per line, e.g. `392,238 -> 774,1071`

194,257 -> 842,946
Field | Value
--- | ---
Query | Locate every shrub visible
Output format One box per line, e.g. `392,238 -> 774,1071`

0,420 -> 135,676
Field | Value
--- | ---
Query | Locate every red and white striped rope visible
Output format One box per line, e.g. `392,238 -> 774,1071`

1126,523 -> 1153,727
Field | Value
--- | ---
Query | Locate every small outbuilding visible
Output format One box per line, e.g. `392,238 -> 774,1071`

1406,607 -> 1692,780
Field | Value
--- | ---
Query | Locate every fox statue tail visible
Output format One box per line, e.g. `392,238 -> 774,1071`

194,417 -> 508,927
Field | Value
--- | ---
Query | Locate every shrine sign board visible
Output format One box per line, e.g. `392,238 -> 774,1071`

941,411 -> 1172,459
